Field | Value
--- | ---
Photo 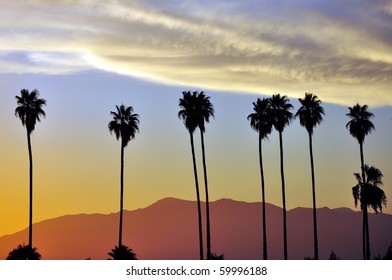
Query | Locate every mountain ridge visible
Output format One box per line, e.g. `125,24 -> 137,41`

1,197 -> 391,260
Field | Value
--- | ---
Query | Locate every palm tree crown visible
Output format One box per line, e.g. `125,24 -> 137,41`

195,91 -> 214,133
295,93 -> 325,135
269,93 -> 294,132
346,104 -> 375,145
178,91 -> 199,134
107,245 -> 137,260
247,97 -> 273,139
178,91 -> 214,133
108,104 -> 140,147
15,89 -> 46,134
353,165 -> 387,213
6,244 -> 41,260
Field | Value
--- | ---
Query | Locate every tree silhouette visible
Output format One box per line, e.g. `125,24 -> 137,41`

107,245 -> 137,260
108,104 -> 139,248
15,88 -> 46,248
6,244 -> 41,260
346,104 -> 375,259
178,91 -> 204,260
329,250 -> 340,260
295,93 -> 325,260
381,242 -> 392,260
269,93 -> 294,260
353,164 -> 387,212
194,91 -> 214,260
352,164 -> 387,261
247,97 -> 273,260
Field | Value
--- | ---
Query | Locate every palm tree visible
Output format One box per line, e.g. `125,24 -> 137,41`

346,103 -> 375,260
6,244 -> 41,260
15,89 -> 46,248
107,245 -> 138,260
247,97 -> 273,260
353,164 -> 387,259
178,91 -> 204,260
269,93 -> 293,260
194,91 -> 214,260
108,104 -> 139,248
295,93 -> 325,260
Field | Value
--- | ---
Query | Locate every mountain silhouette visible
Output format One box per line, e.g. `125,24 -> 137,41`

1,197 -> 391,260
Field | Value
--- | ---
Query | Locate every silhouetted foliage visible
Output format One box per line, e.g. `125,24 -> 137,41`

247,97 -> 273,260
269,93 -> 293,260
15,88 -> 46,248
15,89 -> 46,135
329,251 -> 340,260
353,165 -> 387,213
208,252 -> 224,260
346,104 -> 375,146
108,104 -> 139,248
6,244 -> 41,260
107,245 -> 137,260
346,103 -> 375,260
296,93 -> 325,260
178,91 -> 204,260
382,242 -> 392,260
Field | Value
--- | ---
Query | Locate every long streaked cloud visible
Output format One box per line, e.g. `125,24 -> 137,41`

0,0 -> 391,106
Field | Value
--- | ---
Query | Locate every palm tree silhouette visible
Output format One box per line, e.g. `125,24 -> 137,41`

108,104 -> 139,248
178,91 -> 204,260
15,89 -> 46,248
6,244 -> 41,260
247,97 -> 273,260
194,91 -> 214,260
353,164 -> 387,257
107,245 -> 138,260
346,103 -> 374,260
269,93 -> 293,260
295,93 -> 325,260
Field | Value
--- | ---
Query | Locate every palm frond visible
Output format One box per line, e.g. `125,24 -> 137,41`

108,104 -> 139,147
346,103 -> 375,144
295,93 -> 325,135
269,93 -> 294,133
15,88 -> 46,134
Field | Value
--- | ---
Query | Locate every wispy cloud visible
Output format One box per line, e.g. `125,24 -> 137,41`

0,0 -> 391,106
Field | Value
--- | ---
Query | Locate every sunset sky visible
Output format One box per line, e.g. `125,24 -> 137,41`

0,0 -> 391,238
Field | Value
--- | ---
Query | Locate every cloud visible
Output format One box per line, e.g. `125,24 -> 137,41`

0,0 -> 391,106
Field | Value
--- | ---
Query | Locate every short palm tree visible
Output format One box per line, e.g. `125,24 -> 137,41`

247,97 -> 273,260
346,104 -> 375,260
6,244 -> 41,260
15,88 -> 46,248
353,164 -> 387,213
269,93 -> 293,260
353,164 -> 387,258
107,245 -> 137,260
108,104 -> 139,248
194,91 -> 214,260
178,91 -> 204,260
295,93 -> 325,260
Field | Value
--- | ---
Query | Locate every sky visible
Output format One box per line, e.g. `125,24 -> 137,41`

0,0 -> 391,237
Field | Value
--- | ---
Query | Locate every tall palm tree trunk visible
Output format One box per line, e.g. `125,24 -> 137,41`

279,132 -> 288,260
259,133 -> 268,260
200,132 -> 211,260
308,132 -> 319,260
119,143 -> 124,248
27,131 -> 33,248
359,143 -> 370,260
190,133 -> 204,260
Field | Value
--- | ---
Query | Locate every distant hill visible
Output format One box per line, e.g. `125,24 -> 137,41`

1,197 -> 391,260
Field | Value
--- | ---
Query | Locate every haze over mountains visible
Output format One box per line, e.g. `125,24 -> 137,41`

1,198 -> 391,260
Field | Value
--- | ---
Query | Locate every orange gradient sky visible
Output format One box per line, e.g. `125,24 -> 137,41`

0,0 -> 392,238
